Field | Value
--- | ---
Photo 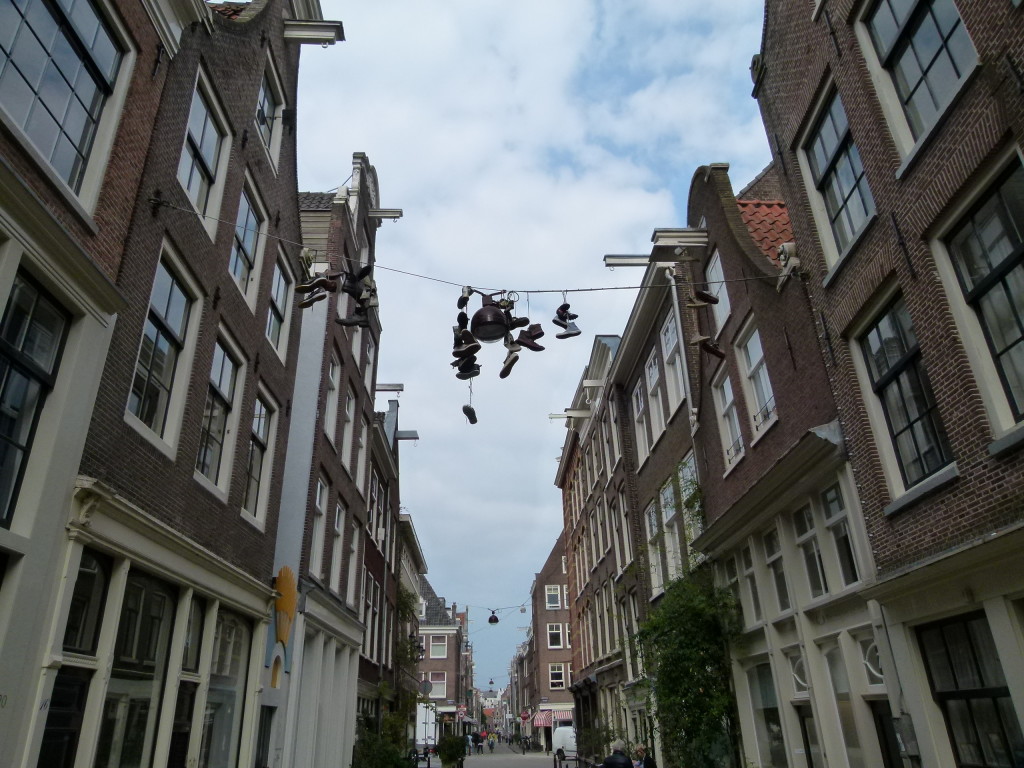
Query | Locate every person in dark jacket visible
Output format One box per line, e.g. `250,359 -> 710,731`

634,745 -> 657,768
602,740 -> 632,768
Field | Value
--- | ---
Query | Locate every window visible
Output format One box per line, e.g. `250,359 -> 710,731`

747,663 -> 787,768
309,477 -> 327,578
715,374 -> 743,465
947,162 -> 1024,421
546,585 -> 561,610
549,663 -> 566,690
196,339 -> 241,487
722,556 -> 741,613
265,255 -> 291,352
918,613 -> 1024,767
324,355 -> 339,443
428,671 -> 447,700
661,313 -> 685,412
329,502 -> 345,592
793,506 -> 828,599
705,252 -> 731,334
806,91 -> 875,254
741,546 -> 762,623
364,338 -> 375,389
677,452 -> 704,569
822,483 -> 860,586
740,328 -> 776,431
547,623 -> 563,649
608,399 -> 621,463
632,380 -> 649,462
646,503 -> 663,594
254,72 -> 279,150
228,184 -> 266,299
341,384 -> 356,470
429,635 -> 447,659
660,480 -> 682,579
177,83 -> 225,216
860,295 -> 951,486
242,393 -> 275,524
866,0 -> 975,140
0,273 -> 69,524
129,259 -> 193,438
762,528 -> 790,613
0,0 -> 123,192
202,611 -> 252,768
645,350 -> 665,436
346,520 -> 360,607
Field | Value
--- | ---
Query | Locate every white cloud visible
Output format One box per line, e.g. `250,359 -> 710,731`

298,0 -> 771,686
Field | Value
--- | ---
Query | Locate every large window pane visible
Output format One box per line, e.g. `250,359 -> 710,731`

199,611 -> 251,768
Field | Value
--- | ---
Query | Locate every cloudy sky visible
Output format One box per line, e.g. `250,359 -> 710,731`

296,0 -> 771,693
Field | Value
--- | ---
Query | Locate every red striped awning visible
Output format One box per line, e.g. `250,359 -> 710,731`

553,710 -> 573,722
533,711 -> 552,727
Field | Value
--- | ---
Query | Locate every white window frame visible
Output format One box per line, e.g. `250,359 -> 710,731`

632,380 -> 650,464
255,57 -> 286,170
792,504 -> 829,600
762,526 -> 791,615
265,249 -> 293,360
329,500 -> 345,592
738,324 -> 777,436
645,349 -> 665,438
661,312 -> 686,414
309,477 -> 328,578
0,0 -> 136,214
346,520 -> 360,607
713,371 -> 744,469
705,251 -> 731,336
660,480 -> 683,581
428,671 -> 447,700
125,243 -> 203,459
546,585 -> 561,610
547,623 -> 563,649
429,635 -> 447,659
324,353 -> 340,443
341,383 -> 357,472
177,69 -> 231,239
646,502 -> 664,596
193,329 -> 246,499
240,385 -> 278,530
228,175 -> 269,310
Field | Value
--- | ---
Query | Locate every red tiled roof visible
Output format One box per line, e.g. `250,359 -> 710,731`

736,199 -> 792,267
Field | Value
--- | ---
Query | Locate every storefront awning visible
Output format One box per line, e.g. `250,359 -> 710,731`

533,711 -> 552,727
552,710 -> 573,722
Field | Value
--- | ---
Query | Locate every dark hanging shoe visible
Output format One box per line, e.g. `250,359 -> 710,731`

508,316 -> 530,330
499,350 -> 519,379
462,404 -> 478,424
337,315 -> 370,328
453,355 -> 479,372
456,364 -> 481,380
552,314 -> 568,329
555,321 -> 581,339
693,289 -> 719,305
515,330 -> 545,352
700,339 -> 726,358
526,323 -> 545,340
452,329 -> 481,358
298,290 -> 327,308
296,275 -> 337,294
555,303 -> 578,321
457,286 -> 472,309
457,311 -> 469,330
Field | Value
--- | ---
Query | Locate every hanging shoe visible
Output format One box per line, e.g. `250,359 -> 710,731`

462,404 -> 478,424
298,290 -> 327,308
508,316 -> 530,330
555,321 -> 581,339
453,355 -> 478,371
499,350 -> 519,379
688,334 -> 711,346
515,330 -> 545,352
457,286 -> 472,309
456,364 -> 481,380
457,311 -> 469,330
504,333 -> 521,354
700,339 -> 726,358
512,331 -> 544,354
552,314 -> 568,329
296,275 -> 337,294
526,323 -> 545,340
693,289 -> 719,305
452,329 -> 481,358
337,315 -> 370,328
555,303 -> 578,321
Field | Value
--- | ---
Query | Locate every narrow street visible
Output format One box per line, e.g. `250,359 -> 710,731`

420,745 -> 570,768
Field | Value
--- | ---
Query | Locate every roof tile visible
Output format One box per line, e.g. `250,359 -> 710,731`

736,199 -> 792,267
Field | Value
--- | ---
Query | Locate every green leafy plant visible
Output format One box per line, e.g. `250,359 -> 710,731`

638,568 -> 741,768
437,734 -> 467,766
353,716 -> 410,768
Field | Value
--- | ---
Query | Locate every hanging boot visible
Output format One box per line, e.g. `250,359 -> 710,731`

298,290 -> 328,308
499,349 -> 519,379
515,326 -> 545,351
452,328 -> 481,358
555,321 -> 581,339
457,286 -> 473,309
462,404 -> 478,424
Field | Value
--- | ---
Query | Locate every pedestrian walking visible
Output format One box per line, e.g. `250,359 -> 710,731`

601,740 -> 632,768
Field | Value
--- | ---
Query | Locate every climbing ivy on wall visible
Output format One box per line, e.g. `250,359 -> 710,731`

638,569 -> 742,768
